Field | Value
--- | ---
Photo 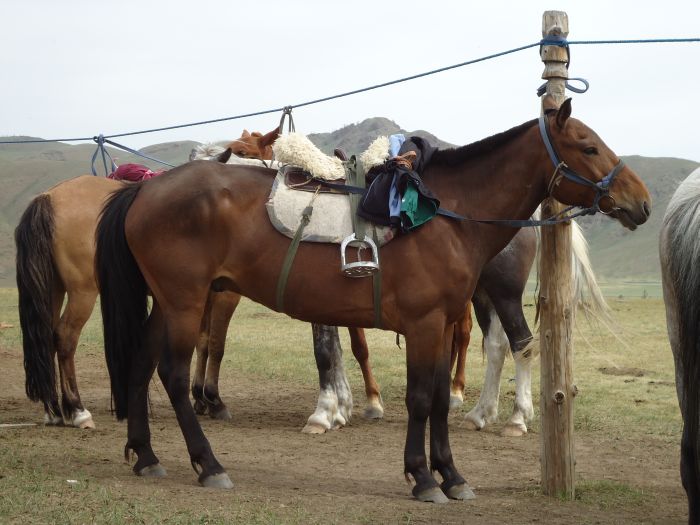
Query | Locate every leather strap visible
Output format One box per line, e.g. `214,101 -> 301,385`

276,205 -> 313,313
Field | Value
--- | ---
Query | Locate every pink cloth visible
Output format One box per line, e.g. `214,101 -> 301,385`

108,163 -> 165,182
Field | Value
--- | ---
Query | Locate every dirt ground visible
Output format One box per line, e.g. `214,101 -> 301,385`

0,342 -> 688,524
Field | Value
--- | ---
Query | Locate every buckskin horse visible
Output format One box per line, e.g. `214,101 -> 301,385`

95,99 -> 651,501
15,127 -> 279,428
660,166 -> 700,523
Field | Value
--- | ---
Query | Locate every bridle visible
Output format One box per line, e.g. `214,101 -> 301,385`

538,113 -> 626,216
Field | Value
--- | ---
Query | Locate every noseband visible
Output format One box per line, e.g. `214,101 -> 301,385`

538,114 -> 625,216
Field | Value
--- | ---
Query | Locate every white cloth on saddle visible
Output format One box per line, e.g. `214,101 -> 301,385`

265,173 -> 396,245
272,133 -> 390,179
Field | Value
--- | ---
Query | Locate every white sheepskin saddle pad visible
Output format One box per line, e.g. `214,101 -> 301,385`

266,133 -> 395,245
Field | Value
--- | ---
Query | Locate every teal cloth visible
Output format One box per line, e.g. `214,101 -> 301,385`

400,180 -> 438,230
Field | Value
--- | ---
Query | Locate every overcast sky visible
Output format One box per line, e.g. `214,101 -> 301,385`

3,0 -> 699,161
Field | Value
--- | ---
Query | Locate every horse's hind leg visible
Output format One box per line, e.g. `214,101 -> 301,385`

449,303 -> 472,409
201,291 -> 240,421
55,289 -> 97,429
128,301 -> 166,477
488,295 -> 535,437
348,327 -> 383,419
303,324 -> 352,434
158,306 -> 231,488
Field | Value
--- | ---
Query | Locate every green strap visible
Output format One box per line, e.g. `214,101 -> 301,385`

372,231 -> 382,329
276,205 -> 313,313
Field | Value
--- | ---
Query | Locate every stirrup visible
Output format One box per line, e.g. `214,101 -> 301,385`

340,234 -> 379,277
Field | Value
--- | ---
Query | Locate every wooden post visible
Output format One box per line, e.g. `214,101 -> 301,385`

538,10 -> 576,500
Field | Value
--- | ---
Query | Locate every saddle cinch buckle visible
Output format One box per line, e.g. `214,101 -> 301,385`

340,234 -> 380,277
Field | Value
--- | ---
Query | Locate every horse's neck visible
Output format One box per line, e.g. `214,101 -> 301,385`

426,127 -> 548,260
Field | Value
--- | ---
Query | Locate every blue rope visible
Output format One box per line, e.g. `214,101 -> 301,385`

1,37 -> 698,146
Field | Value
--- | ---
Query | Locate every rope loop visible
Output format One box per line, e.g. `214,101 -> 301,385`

91,133 -> 117,176
278,106 -> 296,134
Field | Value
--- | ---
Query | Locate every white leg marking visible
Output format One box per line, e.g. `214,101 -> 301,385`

363,394 -> 384,419
465,312 -> 508,431
70,408 -> 95,429
302,388 -> 340,434
332,359 -> 353,426
503,346 -> 534,437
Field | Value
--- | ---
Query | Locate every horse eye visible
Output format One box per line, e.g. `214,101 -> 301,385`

234,151 -> 247,157
584,146 -> 598,156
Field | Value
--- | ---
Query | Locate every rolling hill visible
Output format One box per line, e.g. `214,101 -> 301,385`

0,119 -> 697,285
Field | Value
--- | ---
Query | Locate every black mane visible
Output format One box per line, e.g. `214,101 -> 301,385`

430,119 -> 538,166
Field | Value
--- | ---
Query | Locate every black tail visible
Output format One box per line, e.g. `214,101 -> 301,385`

15,194 -> 58,411
95,183 -> 147,420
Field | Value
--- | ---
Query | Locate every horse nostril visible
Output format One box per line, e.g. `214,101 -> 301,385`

643,201 -> 651,217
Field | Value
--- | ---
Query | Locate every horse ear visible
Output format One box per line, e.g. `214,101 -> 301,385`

556,98 -> 572,128
260,127 -> 280,147
241,129 -> 251,138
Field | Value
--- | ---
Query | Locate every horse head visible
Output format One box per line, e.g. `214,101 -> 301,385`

223,127 -> 279,160
543,98 -> 651,230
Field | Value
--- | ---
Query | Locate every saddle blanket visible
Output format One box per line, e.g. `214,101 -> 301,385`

265,172 -> 396,245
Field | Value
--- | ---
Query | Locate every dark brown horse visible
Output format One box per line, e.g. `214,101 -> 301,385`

15,128 -> 279,428
95,100 -> 651,501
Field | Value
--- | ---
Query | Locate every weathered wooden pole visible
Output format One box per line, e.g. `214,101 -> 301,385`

538,10 -> 576,500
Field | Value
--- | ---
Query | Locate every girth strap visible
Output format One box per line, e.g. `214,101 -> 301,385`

276,204 -> 313,313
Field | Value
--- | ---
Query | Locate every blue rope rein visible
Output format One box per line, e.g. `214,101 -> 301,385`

1,37 -> 698,147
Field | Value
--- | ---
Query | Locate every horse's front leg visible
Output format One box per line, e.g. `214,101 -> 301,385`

404,319 -> 470,503
302,324 -> 353,434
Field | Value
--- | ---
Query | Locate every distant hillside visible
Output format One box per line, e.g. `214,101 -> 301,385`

307,117 -> 455,155
0,122 -> 698,285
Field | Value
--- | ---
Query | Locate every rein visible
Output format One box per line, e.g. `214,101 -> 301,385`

316,115 -> 625,228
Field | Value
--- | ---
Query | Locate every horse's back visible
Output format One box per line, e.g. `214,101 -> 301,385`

49,175 -> 123,290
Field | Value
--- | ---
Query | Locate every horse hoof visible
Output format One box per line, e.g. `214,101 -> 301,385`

209,406 -> 232,421
137,464 -> 167,478
200,472 -> 234,489
301,422 -> 328,434
363,405 -> 384,419
501,423 -> 527,437
414,486 -> 449,504
193,400 -> 207,416
463,417 -> 483,431
443,483 -> 476,500
449,394 -> 464,410
78,417 -> 96,430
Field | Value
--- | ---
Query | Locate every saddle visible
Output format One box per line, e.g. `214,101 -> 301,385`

266,133 -> 396,247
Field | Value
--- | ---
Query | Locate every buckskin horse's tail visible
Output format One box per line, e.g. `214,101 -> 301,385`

95,183 -> 147,420
15,194 -> 58,412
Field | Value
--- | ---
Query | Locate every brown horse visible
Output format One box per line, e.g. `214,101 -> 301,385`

15,128 -> 279,428
95,99 -> 651,501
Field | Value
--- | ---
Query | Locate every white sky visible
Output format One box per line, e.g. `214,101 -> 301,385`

2,0 -> 699,161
